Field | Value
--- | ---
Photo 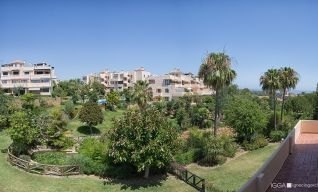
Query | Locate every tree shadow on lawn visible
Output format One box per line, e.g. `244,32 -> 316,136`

103,174 -> 167,190
77,125 -> 101,135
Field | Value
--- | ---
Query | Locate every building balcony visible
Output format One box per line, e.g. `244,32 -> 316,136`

1,82 -> 51,88
239,120 -> 318,192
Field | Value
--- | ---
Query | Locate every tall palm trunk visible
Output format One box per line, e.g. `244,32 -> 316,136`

213,89 -> 219,136
273,92 -> 277,130
280,88 -> 286,125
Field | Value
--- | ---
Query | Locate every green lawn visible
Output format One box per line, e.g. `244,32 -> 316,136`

187,143 -> 279,191
0,131 -> 279,192
66,109 -> 125,136
0,131 -> 195,192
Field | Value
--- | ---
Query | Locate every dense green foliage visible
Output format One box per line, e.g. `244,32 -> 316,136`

108,108 -> 178,178
32,152 -> 72,165
269,130 -> 286,142
106,91 -> 120,110
0,93 -> 11,129
242,135 -> 268,151
175,128 -> 238,166
79,102 -> 104,134
64,100 -> 75,118
79,138 -> 106,162
8,111 -> 39,147
225,96 -> 268,142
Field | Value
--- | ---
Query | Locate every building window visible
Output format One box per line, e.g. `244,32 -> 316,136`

13,71 -> 19,75
41,78 -> 50,83
165,88 -> 169,93
149,79 -> 155,84
24,72 -> 30,75
164,97 -> 169,101
163,79 -> 171,86
2,80 -> 7,84
2,72 -> 8,76
40,88 -> 50,92
31,80 -> 41,83
157,89 -> 161,93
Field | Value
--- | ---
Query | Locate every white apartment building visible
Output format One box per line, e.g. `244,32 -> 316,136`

84,67 -> 151,92
0,60 -> 56,95
148,69 -> 212,101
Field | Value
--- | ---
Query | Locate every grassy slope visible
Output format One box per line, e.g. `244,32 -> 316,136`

0,131 -> 195,192
187,143 -> 279,191
66,109 -> 125,136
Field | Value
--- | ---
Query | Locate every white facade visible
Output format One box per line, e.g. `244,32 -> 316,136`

0,60 -> 56,95
148,69 -> 212,101
85,67 -> 151,92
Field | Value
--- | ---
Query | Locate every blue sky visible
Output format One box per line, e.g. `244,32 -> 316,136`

1,0 -> 318,91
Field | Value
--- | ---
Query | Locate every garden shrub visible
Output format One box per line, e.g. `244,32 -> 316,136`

10,141 -> 30,156
221,137 -> 238,158
0,115 -> 8,130
242,135 -> 268,151
199,154 -> 226,166
174,148 -> 202,165
64,100 -> 75,118
199,136 -> 226,166
32,152 -> 71,165
67,154 -> 104,175
269,130 -> 286,142
187,128 -> 205,148
79,138 -> 106,162
50,136 -> 75,149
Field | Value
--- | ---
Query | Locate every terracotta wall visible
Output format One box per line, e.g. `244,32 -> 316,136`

238,121 -> 303,192
300,120 -> 318,134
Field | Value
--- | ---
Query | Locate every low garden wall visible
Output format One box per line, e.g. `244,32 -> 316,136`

238,120 -> 317,192
7,147 -> 80,176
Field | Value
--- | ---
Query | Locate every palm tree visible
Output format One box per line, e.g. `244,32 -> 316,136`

198,52 -> 236,136
279,67 -> 299,123
132,80 -> 152,111
260,69 -> 281,130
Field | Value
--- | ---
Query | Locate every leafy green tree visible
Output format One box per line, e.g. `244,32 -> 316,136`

285,94 -> 314,119
279,67 -> 299,123
8,111 -> 39,147
121,88 -> 133,104
106,90 -> 120,110
132,80 -> 152,111
0,93 -> 11,129
191,107 -> 210,128
79,102 -> 104,135
90,81 -> 105,96
79,84 -> 90,103
64,100 -> 75,118
52,81 -> 67,98
225,96 -> 268,142
88,91 -> 98,102
108,108 -> 178,178
198,52 -> 236,136
21,93 -> 37,110
260,69 -> 281,130
175,107 -> 190,130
